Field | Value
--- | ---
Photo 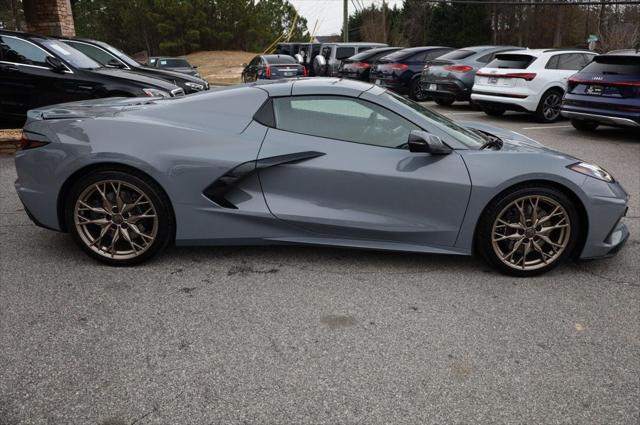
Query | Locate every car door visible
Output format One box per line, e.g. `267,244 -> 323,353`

0,35 -> 46,120
257,95 -> 471,247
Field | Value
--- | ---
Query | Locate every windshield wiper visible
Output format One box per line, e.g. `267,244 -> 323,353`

476,130 -> 503,150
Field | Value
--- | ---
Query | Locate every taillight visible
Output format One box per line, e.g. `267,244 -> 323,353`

569,77 -> 640,87
391,63 -> 408,71
352,62 -> 370,69
265,65 -> 271,79
19,132 -> 49,150
477,72 -> 537,81
303,66 -> 308,77
444,65 -> 473,73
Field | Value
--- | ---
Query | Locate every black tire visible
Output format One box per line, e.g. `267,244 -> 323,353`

571,119 -> 599,131
535,89 -> 564,123
476,185 -> 580,277
409,79 -> 427,101
65,169 -> 174,266
482,105 -> 506,116
434,96 -> 455,106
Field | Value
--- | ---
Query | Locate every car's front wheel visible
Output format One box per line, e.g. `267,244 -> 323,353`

477,186 -> 579,277
571,119 -> 599,131
65,170 -> 174,266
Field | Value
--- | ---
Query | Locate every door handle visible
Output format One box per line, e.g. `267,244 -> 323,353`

203,151 -> 325,209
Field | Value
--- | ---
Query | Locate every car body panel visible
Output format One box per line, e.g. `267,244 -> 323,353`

15,79 -> 630,261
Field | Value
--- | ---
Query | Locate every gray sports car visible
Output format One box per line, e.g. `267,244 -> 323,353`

15,78 -> 629,276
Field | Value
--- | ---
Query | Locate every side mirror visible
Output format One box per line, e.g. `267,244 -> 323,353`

45,56 -> 66,73
408,130 -> 452,155
193,65 -> 198,69
106,58 -> 125,69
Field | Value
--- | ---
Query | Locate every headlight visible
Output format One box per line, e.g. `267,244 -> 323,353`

184,82 -> 204,91
568,162 -> 614,183
142,88 -> 170,98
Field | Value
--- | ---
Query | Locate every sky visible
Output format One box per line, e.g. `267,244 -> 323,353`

289,0 -> 405,36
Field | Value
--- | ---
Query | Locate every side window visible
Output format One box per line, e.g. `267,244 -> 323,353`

546,55 -> 559,69
273,96 -> 420,148
477,52 -> 494,63
65,42 -> 116,67
582,54 -> 596,67
428,49 -> 449,60
336,47 -> 356,60
554,53 -> 587,71
249,56 -> 260,67
0,36 -> 48,67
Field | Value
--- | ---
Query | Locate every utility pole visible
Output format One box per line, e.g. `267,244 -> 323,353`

382,0 -> 387,44
343,0 -> 349,42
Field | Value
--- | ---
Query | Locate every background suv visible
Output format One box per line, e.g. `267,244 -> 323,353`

312,42 -> 387,77
58,38 -> 209,94
0,30 -> 183,126
472,49 -> 597,122
561,52 -> 639,131
420,45 -> 521,106
338,47 -> 403,81
369,46 -> 453,101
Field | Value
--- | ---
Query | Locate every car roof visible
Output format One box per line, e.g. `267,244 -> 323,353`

249,77 -> 380,97
499,48 -> 595,56
0,29 -> 49,42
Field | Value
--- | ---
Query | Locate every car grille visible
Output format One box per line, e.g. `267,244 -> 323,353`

171,88 -> 185,97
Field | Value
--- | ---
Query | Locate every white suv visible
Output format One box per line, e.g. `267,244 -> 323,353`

471,49 -> 597,122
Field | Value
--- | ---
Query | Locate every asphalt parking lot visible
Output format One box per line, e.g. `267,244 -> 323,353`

1,103 -> 638,424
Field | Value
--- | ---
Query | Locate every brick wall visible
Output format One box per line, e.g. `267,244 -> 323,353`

23,0 -> 75,37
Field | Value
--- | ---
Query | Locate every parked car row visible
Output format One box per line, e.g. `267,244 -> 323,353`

0,29 -> 208,126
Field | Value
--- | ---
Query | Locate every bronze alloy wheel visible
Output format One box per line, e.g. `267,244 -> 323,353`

491,195 -> 571,271
73,180 -> 159,260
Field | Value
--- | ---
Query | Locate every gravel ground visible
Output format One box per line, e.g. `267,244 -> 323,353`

1,104 -> 638,425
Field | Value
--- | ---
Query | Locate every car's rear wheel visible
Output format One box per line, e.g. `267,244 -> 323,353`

477,186 -> 579,277
535,89 -> 563,123
571,119 -> 599,131
409,79 -> 428,101
434,96 -> 455,106
481,105 -> 506,116
65,170 -> 174,266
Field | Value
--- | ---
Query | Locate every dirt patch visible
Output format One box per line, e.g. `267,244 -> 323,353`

185,50 -> 257,85
0,129 -> 21,155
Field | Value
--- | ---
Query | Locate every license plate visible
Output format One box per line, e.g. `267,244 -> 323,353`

586,85 -> 603,95
429,84 -> 437,91
284,72 -> 294,77
488,77 -> 498,84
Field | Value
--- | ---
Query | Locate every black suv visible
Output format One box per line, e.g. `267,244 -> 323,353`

58,37 -> 210,94
0,30 -> 183,126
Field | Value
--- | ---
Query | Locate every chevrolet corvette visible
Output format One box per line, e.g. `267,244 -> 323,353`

15,78 -> 629,276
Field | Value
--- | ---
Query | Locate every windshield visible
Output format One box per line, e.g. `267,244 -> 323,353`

383,90 -> 486,148
41,40 -> 101,69
95,41 -> 139,67
157,58 -> 190,68
581,56 -> 640,75
437,49 -> 475,61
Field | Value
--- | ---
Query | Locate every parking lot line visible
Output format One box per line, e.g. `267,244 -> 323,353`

521,125 -> 573,130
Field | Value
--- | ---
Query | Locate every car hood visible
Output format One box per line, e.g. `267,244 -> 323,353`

92,68 -> 179,90
137,66 -> 207,85
460,121 -> 579,159
164,67 -> 198,74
